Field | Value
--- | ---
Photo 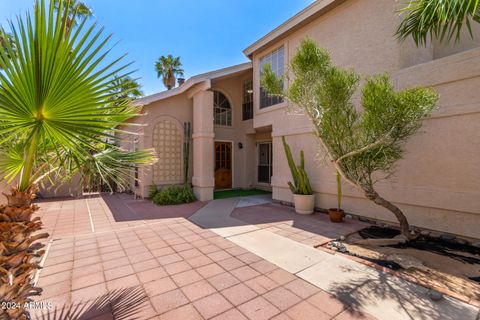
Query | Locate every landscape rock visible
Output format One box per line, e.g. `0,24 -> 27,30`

428,290 -> 444,301
439,234 -> 456,242
331,241 -> 348,253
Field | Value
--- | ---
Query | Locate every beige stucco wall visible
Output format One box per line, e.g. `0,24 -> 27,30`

118,93 -> 194,198
251,0 -> 480,239
212,71 -> 255,189
122,70 -> 255,198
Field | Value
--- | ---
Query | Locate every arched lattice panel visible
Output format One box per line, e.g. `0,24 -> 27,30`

152,119 -> 183,184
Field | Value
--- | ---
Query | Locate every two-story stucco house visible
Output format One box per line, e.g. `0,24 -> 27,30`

119,0 -> 480,239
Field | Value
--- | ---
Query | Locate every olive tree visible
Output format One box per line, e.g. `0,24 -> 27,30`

262,39 -> 438,239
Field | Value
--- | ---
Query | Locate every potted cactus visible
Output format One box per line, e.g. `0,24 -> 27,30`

282,136 -> 315,214
328,171 -> 344,222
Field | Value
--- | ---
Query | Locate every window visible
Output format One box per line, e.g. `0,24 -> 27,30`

214,91 -> 232,126
242,80 -> 253,120
260,46 -> 284,109
258,142 -> 272,183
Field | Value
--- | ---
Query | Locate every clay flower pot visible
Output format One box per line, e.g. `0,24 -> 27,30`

293,194 -> 315,215
328,208 -> 344,223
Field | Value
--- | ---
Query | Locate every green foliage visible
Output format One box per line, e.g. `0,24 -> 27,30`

155,55 -> 184,90
0,0 -> 155,192
263,39 -> 438,234
282,136 -> 313,195
336,171 -> 342,210
0,29 -> 16,69
396,0 -> 480,46
148,184 -> 159,199
108,75 -> 144,106
152,185 -> 196,206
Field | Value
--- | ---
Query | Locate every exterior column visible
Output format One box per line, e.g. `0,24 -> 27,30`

192,90 -> 215,201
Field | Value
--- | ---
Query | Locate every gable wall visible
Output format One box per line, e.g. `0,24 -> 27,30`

250,0 -> 480,238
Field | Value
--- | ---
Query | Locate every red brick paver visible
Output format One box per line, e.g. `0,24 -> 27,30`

31,194 -> 373,320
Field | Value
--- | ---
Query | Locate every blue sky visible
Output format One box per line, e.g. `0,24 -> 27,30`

0,0 -> 314,96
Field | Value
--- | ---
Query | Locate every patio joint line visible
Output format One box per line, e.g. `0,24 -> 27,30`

85,198 -> 96,233
47,218 -> 182,240
33,238 -> 53,286
122,200 -> 148,225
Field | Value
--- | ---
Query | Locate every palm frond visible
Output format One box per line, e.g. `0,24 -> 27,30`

396,0 -> 480,45
0,0 -> 151,190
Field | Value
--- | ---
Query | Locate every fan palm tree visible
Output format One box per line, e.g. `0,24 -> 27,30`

396,0 -> 480,45
155,55 -> 184,90
0,1 -> 154,318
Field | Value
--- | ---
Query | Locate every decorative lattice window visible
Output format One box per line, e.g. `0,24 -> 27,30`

214,91 -> 232,126
152,119 -> 182,184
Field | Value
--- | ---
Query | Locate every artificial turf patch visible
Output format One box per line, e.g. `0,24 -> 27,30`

213,188 -> 271,199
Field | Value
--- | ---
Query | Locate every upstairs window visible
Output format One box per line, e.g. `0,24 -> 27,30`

260,46 -> 284,109
214,91 -> 232,126
242,80 -> 253,120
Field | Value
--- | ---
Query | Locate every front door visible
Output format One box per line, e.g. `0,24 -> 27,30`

215,142 -> 232,189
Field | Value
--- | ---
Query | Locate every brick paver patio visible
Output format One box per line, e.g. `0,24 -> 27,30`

31,194 -> 374,320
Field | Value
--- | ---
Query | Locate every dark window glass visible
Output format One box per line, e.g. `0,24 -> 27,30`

260,46 -> 284,109
242,80 -> 253,120
258,142 -> 272,183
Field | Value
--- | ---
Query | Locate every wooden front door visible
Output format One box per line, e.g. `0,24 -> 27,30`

215,142 -> 232,189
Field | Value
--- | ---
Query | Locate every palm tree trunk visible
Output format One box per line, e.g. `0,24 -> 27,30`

0,186 -> 49,320
364,189 -> 413,240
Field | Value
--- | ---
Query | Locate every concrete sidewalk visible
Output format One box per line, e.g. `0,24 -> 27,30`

189,197 -> 480,320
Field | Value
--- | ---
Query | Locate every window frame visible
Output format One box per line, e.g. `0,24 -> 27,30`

242,79 -> 253,120
259,46 -> 285,109
213,90 -> 232,126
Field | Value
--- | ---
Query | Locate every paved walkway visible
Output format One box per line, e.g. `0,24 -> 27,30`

32,194 -> 372,320
31,194 -> 479,320
190,197 -> 480,320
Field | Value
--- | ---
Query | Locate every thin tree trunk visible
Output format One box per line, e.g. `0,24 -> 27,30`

364,189 -> 413,240
0,186 -> 49,320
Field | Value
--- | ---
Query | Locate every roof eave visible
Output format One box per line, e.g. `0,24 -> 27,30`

135,62 -> 252,106
243,0 -> 344,58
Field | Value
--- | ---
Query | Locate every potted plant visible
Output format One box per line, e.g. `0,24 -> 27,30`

282,136 -> 315,214
328,171 -> 344,222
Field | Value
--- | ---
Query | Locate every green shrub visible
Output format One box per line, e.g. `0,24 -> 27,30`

148,184 -> 159,200
148,184 -> 159,199
152,185 -> 196,205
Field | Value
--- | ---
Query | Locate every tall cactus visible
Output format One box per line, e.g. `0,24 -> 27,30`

282,136 -> 313,195
183,122 -> 192,186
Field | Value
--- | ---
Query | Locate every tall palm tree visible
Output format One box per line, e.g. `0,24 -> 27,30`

54,0 -> 93,33
108,75 -> 144,104
155,55 -> 184,90
0,1 -> 154,319
396,0 -> 480,45
0,29 -> 15,69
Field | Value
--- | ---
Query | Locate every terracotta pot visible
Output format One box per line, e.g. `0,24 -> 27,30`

293,194 -> 315,215
328,208 -> 344,223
